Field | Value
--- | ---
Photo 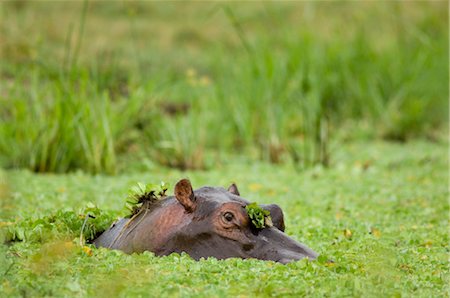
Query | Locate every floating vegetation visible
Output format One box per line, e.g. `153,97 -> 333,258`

125,182 -> 169,217
2,203 -> 116,244
245,203 -> 272,229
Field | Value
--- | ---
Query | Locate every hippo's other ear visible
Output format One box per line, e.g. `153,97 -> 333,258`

261,204 -> 285,232
227,183 -> 240,196
175,179 -> 196,212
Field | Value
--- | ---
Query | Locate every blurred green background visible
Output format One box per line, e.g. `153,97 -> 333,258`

0,1 -> 448,174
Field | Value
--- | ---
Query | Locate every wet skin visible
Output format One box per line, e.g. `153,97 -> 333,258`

94,179 -> 318,263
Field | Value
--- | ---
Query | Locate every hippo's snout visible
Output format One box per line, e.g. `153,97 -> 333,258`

252,227 -> 318,263
275,248 -> 318,264
278,258 -> 296,264
276,248 -> 318,264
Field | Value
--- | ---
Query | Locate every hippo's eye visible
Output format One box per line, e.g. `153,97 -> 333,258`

223,212 -> 234,222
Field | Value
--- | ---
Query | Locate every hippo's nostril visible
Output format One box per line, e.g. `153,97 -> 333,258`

243,243 -> 254,251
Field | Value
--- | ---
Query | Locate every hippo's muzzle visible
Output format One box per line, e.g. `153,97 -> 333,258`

250,227 -> 318,263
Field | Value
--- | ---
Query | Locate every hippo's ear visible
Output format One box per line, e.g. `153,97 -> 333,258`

227,183 -> 240,196
175,179 -> 196,212
261,204 -> 285,232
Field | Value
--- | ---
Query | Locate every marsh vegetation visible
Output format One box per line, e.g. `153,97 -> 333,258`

0,2 -> 448,297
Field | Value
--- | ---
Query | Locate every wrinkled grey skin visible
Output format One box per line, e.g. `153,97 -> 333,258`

94,181 -> 318,264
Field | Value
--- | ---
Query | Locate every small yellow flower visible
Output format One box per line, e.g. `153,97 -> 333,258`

422,240 -> 433,248
370,227 -> 381,238
82,246 -> 93,256
343,229 -> 352,239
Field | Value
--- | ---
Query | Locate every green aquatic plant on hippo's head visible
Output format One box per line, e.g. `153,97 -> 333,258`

125,181 -> 169,217
245,202 -> 273,229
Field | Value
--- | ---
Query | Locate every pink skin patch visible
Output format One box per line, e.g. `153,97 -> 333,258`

130,200 -> 190,253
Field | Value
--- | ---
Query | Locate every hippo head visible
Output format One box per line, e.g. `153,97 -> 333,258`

163,179 -> 318,264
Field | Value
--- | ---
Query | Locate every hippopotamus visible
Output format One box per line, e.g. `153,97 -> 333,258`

94,179 -> 318,264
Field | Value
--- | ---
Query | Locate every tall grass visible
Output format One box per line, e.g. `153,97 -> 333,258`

207,5 -> 448,166
0,67 -> 152,174
212,29 -> 334,167
209,33 -> 447,166
0,2 -> 447,173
